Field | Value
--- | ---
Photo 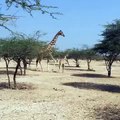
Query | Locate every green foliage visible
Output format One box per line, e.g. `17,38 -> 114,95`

63,48 -> 96,61
94,19 -> 120,55
93,19 -> 120,77
68,48 -> 82,60
81,48 -> 96,60
0,34 -> 47,88
52,48 -> 68,58
0,36 -> 46,61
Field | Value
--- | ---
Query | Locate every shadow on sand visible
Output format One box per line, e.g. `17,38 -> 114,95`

0,70 -> 14,75
65,66 -> 95,71
71,73 -> 113,78
65,68 -> 86,71
62,82 -> 120,93
0,70 -> 22,75
0,82 -> 36,90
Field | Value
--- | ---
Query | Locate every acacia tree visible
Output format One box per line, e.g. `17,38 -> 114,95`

94,20 -> 120,77
81,48 -> 96,70
0,35 -> 45,89
0,39 -> 12,87
52,49 -> 70,66
68,48 -> 82,67
52,49 -> 68,59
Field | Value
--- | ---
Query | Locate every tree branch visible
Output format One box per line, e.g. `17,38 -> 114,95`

5,0 -> 62,19
0,24 -> 14,34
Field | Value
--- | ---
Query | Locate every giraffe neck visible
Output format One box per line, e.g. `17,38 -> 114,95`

46,34 -> 59,51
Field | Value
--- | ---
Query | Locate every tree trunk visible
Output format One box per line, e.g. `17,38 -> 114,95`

105,60 -> 112,77
13,58 -> 21,89
4,58 -> 11,88
104,54 -> 118,77
28,59 -> 32,67
19,64 -> 23,75
107,64 -> 111,77
87,59 -> 91,70
23,59 -> 27,75
75,59 -> 79,67
108,70 -> 111,77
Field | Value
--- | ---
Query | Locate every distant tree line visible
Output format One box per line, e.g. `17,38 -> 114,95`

1,18 -> 120,89
53,19 -> 120,77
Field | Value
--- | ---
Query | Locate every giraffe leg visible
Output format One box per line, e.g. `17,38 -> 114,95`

58,60 -> 61,72
66,59 -> 70,66
49,53 -> 56,72
36,59 -> 43,71
53,59 -> 56,71
47,59 -> 49,72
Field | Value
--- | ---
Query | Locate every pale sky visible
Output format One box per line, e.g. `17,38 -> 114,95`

0,0 -> 120,50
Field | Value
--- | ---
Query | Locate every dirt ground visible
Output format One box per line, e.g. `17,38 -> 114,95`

0,59 -> 120,120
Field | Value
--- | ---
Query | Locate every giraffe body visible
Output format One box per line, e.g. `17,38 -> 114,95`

36,30 -> 65,71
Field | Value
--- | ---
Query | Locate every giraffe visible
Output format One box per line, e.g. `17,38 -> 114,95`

36,30 -> 65,71
58,54 -> 69,73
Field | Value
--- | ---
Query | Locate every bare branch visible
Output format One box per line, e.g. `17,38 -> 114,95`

5,0 -> 62,18
0,24 -> 14,34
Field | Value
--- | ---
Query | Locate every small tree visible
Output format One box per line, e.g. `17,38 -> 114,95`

0,39 -> 13,87
11,37 -> 41,88
94,19 -> 120,77
81,48 -> 96,70
68,48 -> 82,67
0,35 -> 43,89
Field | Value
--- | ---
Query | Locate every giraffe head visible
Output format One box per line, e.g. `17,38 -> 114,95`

58,30 -> 65,37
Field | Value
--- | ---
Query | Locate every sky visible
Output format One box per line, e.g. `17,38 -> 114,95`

1,0 -> 120,50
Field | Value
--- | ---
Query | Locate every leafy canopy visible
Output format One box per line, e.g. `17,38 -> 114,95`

94,19 -> 120,56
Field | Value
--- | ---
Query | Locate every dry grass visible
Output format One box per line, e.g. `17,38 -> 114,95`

95,105 -> 120,120
0,59 -> 120,120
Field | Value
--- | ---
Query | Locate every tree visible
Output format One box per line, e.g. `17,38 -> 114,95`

0,39 -> 12,87
68,48 -> 82,67
94,19 -> 120,77
0,35 -> 45,89
81,48 -> 96,70
52,49 -> 68,59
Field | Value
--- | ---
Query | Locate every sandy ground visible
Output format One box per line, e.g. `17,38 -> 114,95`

0,59 -> 120,120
